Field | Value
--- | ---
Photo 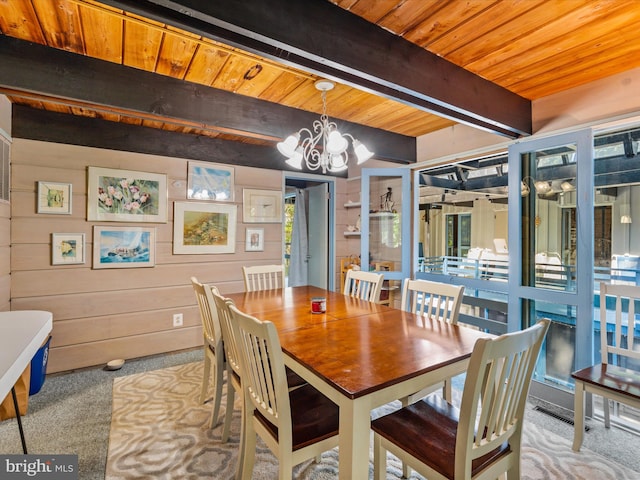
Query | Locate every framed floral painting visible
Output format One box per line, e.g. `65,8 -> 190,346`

87,167 -> 167,223
173,202 -> 237,254
38,181 -> 72,214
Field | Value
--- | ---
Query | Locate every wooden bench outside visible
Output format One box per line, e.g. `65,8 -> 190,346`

571,282 -> 640,451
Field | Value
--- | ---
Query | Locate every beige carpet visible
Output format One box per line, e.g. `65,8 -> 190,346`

106,362 -> 639,479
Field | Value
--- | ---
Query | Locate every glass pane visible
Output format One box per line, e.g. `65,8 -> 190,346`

527,299 -> 576,392
368,175 -> 401,271
520,144 -> 577,292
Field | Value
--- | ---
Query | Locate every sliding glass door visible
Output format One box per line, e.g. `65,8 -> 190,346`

508,129 -> 594,409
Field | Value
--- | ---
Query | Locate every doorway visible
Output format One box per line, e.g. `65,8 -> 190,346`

283,175 -> 335,290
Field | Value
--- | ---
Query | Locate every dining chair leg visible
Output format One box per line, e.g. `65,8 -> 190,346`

221,382 -> 235,442
200,350 -> 212,404
240,414 -> 257,480
373,434 -> 386,480
443,378 -> 452,403
209,360 -> 223,428
604,397 -> 611,428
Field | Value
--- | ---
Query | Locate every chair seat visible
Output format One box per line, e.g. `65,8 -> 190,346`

572,364 -> 640,399
371,395 -> 509,479
254,383 -> 339,451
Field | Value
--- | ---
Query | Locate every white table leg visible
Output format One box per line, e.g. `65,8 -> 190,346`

572,381 -> 585,451
338,397 -> 371,480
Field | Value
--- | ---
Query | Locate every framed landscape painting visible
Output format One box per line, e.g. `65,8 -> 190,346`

187,161 -> 234,201
173,202 -> 237,254
87,167 -> 167,223
93,226 -> 156,269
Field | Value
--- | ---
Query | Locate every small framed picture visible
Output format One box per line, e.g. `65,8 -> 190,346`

38,181 -> 72,214
187,161 -> 234,201
52,233 -> 85,265
243,188 -> 283,223
245,228 -> 264,252
93,226 -> 156,269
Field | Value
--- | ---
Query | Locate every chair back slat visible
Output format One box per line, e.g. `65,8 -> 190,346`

600,282 -> 640,364
191,277 -> 223,346
243,264 -> 285,292
211,289 -> 243,378
343,269 -> 384,303
229,304 -> 291,432
400,279 -> 464,324
456,319 -> 550,467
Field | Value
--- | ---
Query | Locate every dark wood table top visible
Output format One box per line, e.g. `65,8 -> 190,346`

226,286 -> 491,399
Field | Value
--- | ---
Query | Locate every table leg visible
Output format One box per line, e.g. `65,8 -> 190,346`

572,381 -> 584,452
11,386 -> 28,454
338,397 -> 371,480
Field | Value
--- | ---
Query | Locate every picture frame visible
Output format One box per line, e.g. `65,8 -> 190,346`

173,202 -> 237,254
87,167 -> 167,223
242,188 -> 283,223
51,233 -> 85,265
37,181 -> 72,214
93,226 -> 156,269
187,161 -> 234,201
245,228 -> 264,252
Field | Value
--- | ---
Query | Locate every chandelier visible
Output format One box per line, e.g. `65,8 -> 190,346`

277,79 -> 374,174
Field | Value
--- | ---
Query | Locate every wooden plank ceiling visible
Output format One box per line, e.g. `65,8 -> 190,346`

1,0 -> 640,154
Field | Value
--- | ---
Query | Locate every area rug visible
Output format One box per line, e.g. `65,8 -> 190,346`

106,362 -> 638,479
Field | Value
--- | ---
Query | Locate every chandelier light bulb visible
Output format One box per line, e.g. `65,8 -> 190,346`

277,133 -> 300,158
326,130 -> 348,155
353,139 -> 374,164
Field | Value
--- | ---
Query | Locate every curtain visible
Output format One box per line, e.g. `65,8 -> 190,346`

288,189 -> 308,286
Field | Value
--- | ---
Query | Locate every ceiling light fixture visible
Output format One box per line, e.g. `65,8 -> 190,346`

277,79 -> 374,174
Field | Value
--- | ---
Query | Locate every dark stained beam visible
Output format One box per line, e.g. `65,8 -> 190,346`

11,105 -> 346,176
0,36 -> 414,164
105,0 -> 532,138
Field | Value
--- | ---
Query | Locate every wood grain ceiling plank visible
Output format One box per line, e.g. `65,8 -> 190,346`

462,0 -> 634,78
32,0 -> 85,52
78,1 -> 122,62
422,0 -> 541,56
155,30 -> 198,79
0,0 -> 46,43
401,0 -> 492,48
123,17 -> 162,71
184,43 -> 230,86
445,0 -> 582,69
257,73 -> 309,105
232,63 -> 285,99
377,0 -> 449,37
210,53 -> 263,94
119,116 -> 143,126
495,19 -> 640,95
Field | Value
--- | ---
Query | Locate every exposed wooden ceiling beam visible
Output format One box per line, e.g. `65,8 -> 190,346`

104,0 -> 532,138
0,36 -> 415,164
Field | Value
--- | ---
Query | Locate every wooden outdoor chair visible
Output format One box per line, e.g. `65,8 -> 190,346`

572,282 -> 640,451
343,269 -> 384,303
190,277 -> 226,428
229,304 -> 339,480
372,319 -> 549,480
242,264 -> 285,292
400,278 -> 465,405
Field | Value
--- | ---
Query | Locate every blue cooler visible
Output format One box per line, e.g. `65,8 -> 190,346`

29,335 -> 51,395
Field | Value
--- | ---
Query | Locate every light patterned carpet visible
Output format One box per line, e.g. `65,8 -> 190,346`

106,362 -> 639,479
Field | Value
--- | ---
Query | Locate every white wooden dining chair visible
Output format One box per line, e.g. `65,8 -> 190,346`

190,277 -> 226,428
372,319 -> 550,480
343,269 -> 384,303
210,288 -> 244,446
572,282 -> 640,451
229,304 -> 340,480
242,264 -> 285,292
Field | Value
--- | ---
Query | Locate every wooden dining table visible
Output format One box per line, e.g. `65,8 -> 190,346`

226,285 -> 493,480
